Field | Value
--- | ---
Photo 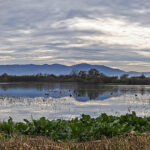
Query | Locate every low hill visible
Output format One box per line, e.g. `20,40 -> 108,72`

0,63 -> 148,76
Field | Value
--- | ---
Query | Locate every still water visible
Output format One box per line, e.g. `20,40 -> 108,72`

0,82 -> 150,121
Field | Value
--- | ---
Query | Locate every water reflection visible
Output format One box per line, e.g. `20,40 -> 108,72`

0,83 -> 150,101
0,83 -> 150,121
0,94 -> 150,122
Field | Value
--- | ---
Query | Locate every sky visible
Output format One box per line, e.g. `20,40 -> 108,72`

0,0 -> 150,72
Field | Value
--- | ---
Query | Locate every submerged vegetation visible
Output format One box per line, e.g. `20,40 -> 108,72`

0,112 -> 150,142
0,68 -> 150,84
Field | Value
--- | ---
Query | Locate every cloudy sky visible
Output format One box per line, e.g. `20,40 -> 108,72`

1,0 -> 150,71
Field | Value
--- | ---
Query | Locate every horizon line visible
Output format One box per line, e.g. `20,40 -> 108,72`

0,63 -> 148,73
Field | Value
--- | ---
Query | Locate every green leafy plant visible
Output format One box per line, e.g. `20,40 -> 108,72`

0,112 -> 150,142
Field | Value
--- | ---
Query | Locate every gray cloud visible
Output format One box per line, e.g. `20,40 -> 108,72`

0,0 -> 150,71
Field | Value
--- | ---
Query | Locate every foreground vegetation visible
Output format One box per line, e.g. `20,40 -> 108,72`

1,112 -> 150,149
0,68 -> 150,84
1,133 -> 150,150
0,112 -> 150,142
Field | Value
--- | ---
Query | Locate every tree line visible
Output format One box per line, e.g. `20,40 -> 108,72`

0,68 -> 150,84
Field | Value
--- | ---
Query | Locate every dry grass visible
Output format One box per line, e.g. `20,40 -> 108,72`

0,133 -> 150,150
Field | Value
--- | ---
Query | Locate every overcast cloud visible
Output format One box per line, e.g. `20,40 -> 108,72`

0,0 -> 150,71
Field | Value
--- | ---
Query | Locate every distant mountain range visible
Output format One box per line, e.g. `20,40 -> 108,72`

0,63 -> 149,76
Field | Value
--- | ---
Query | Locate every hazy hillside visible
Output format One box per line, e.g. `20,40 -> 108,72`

0,63 -> 148,76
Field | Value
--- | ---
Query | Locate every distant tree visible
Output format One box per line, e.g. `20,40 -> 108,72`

78,71 -> 87,79
88,68 -> 99,77
1,73 -> 9,78
1,73 -> 9,82
140,73 -> 146,79
70,69 -> 78,76
120,74 -> 129,80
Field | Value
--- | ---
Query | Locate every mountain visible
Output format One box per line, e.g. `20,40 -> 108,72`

0,63 -> 148,76
71,63 -> 125,76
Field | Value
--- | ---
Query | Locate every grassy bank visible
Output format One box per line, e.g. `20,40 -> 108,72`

0,133 -> 150,150
1,112 -> 150,149
1,112 -> 150,142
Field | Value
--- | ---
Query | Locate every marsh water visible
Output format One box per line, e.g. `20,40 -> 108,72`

0,82 -> 150,121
